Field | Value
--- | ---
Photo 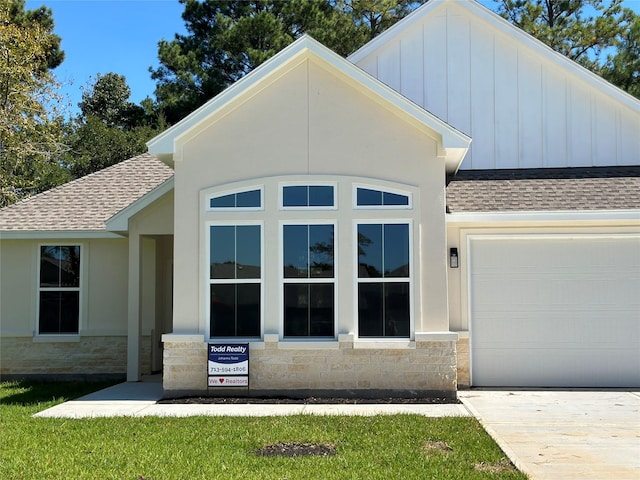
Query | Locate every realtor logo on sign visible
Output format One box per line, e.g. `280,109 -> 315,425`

208,343 -> 249,388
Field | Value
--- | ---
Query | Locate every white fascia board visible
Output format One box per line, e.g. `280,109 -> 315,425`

446,209 -> 640,225
147,34 -> 470,171
105,176 -> 175,233
0,230 -> 123,240
349,0 -> 640,114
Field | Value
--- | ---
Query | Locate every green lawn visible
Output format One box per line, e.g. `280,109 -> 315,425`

0,381 -> 527,480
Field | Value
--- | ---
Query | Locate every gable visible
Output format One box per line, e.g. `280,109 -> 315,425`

349,0 -> 640,170
147,35 -> 470,175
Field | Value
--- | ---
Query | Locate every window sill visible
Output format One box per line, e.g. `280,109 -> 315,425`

33,335 -> 80,343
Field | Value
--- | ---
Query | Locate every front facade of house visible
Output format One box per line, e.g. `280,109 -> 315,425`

1,0 -> 638,393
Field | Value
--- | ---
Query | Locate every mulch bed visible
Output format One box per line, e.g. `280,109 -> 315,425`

159,396 -> 458,405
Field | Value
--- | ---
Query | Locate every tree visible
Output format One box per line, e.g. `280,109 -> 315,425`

494,0 -> 627,70
66,73 -> 164,178
0,1 -> 68,207
151,0 -> 425,123
601,10 -> 640,98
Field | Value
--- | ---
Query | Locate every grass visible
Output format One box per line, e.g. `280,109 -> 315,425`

0,381 -> 527,480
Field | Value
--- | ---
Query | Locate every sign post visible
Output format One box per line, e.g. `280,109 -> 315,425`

207,343 -> 249,388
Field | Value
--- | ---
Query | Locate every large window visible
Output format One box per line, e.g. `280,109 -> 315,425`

209,225 -> 261,337
357,223 -> 410,337
283,224 -> 335,337
38,245 -> 81,334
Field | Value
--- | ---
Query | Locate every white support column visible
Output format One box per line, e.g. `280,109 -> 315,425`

127,228 -> 141,382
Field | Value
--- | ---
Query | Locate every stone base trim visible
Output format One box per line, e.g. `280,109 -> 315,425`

162,333 -> 458,397
0,335 -> 155,377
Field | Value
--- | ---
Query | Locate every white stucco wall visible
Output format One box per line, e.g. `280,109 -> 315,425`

171,58 -> 450,338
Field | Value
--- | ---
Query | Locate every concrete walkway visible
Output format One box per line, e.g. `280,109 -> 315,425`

458,390 -> 640,480
33,380 -> 469,418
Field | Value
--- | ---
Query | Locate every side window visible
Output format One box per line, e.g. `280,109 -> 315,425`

282,185 -> 335,208
355,187 -> 410,208
209,225 -> 261,337
357,223 -> 410,337
38,245 -> 81,334
209,188 -> 262,210
282,224 -> 335,337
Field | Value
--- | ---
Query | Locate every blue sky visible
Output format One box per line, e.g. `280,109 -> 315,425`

27,0 -> 640,117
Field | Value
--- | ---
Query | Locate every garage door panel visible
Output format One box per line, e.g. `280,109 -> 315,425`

469,236 -> 640,388
472,347 -> 639,387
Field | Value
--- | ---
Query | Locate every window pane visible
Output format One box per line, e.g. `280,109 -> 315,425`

210,284 -> 235,337
283,186 -> 307,207
358,283 -> 383,337
383,191 -> 409,206
309,186 -> 334,206
236,284 -> 260,337
358,283 -> 410,338
309,225 -> 334,278
236,189 -> 261,208
357,188 -> 382,206
384,224 -> 409,277
210,226 -> 236,279
210,193 -> 235,208
309,284 -> 334,336
60,246 -> 80,287
236,225 -> 261,279
284,284 -> 309,337
40,246 -> 61,287
283,225 -> 308,278
39,291 -> 79,334
385,283 -> 410,337
358,224 -> 383,278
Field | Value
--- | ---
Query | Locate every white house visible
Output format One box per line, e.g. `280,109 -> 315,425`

1,0 -> 638,395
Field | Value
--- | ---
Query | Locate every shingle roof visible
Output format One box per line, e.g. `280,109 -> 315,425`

0,154 -> 174,232
446,166 -> 640,212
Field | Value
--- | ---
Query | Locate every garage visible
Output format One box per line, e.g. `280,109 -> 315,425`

469,235 -> 640,387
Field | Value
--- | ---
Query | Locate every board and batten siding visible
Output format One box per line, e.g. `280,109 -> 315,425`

351,1 -> 640,170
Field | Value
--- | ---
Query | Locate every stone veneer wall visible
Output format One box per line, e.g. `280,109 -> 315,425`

163,333 -> 458,398
456,337 -> 470,389
0,335 -> 154,378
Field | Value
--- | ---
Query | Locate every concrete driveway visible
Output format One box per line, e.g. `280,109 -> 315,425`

458,390 -> 640,480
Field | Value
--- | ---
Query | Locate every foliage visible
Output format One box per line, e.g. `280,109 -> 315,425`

0,380 -> 526,480
0,1 -> 69,207
494,0 -> 627,70
151,0 -> 426,123
65,73 -> 165,178
601,10 -> 640,98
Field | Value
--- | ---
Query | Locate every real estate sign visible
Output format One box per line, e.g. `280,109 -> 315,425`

207,343 -> 249,388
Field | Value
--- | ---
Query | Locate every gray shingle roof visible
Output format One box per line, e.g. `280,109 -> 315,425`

0,154 -> 174,232
446,167 -> 640,212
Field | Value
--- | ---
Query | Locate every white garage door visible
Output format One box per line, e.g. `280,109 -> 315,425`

469,235 -> 640,387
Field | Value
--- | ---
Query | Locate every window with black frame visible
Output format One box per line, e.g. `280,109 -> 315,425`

38,245 -> 81,334
357,223 -> 410,337
209,225 -> 261,338
282,223 -> 335,337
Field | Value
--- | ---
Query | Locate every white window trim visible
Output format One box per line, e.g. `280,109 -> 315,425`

352,183 -> 413,210
206,221 -> 264,340
279,181 -> 338,211
206,185 -> 264,212
353,219 -> 414,339
35,243 -> 84,337
279,220 -> 338,340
